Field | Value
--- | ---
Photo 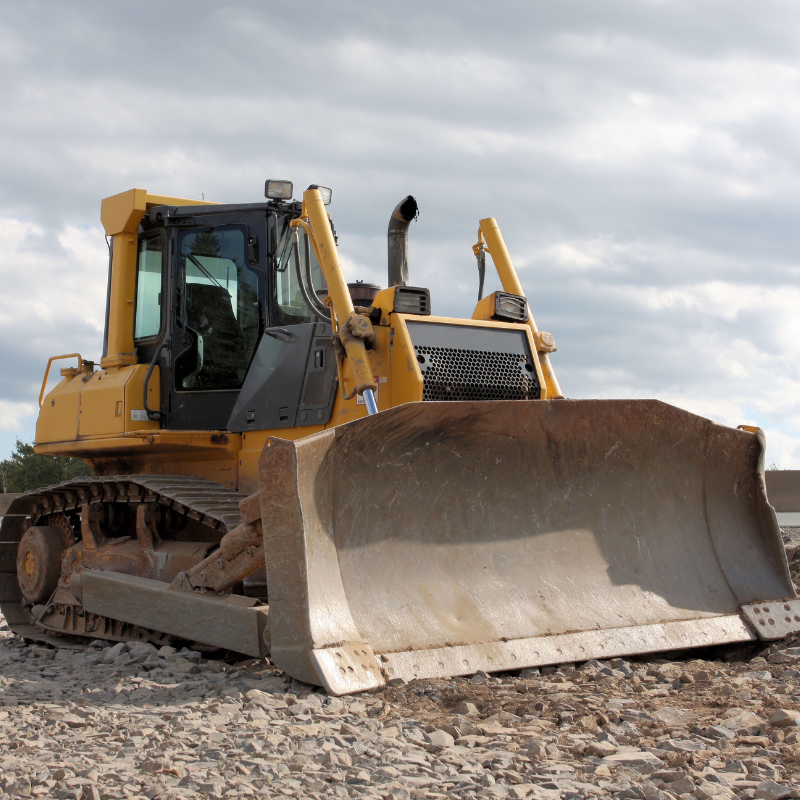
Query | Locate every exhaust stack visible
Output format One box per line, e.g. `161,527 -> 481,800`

387,196 -> 418,287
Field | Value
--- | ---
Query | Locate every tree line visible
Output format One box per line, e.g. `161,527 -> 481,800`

0,440 -> 91,493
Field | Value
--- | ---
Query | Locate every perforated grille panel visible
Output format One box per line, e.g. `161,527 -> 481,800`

407,321 -> 540,402
414,346 -> 540,401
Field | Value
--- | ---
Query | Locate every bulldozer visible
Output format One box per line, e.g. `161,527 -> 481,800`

1,182 -> 798,695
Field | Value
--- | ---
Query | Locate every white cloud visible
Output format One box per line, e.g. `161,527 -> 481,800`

0,400 -> 36,432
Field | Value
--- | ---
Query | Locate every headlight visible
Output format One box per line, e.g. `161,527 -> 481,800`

493,291 -> 528,323
265,179 -> 293,200
307,184 -> 332,205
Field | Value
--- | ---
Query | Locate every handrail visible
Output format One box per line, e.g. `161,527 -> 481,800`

39,353 -> 83,407
144,342 -> 168,421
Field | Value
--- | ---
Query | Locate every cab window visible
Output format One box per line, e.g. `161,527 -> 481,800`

134,236 -> 163,339
175,227 -> 262,391
273,220 -> 327,325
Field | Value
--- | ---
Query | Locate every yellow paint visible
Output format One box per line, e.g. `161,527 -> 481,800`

302,188 -> 376,396
36,372 -> 82,444
37,363 -> 160,443
39,353 -> 83,407
100,188 -> 218,369
361,286 -> 399,323
388,316 -> 424,407
124,365 -> 161,433
79,369 -> 129,436
36,431 -> 241,490
478,218 -> 563,399
471,293 -> 499,322
35,191 -> 564,497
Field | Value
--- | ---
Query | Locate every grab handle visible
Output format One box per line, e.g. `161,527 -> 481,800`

39,353 -> 83,407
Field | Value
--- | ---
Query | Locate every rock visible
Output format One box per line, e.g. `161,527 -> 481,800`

706,725 -> 737,740
454,701 -> 479,716
657,738 -> 708,752
452,715 -> 482,736
509,786 -> 540,799
128,642 -> 157,662
668,776 -> 696,794
585,740 -> 617,757
767,647 -> 800,664
526,741 -> 548,758
424,728 -> 455,750
172,657 -> 200,674
621,709 -> 653,723
694,782 -> 735,800
545,743 -> 562,760
719,710 -> 764,736
139,758 -> 167,773
755,781 -> 794,800
651,706 -> 698,726
5,778 -> 31,797
652,770 -> 689,782
602,751 -> 664,767
769,709 -> 800,728
102,641 -> 128,663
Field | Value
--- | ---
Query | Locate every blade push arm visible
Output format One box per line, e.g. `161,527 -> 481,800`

477,218 -> 564,400
298,188 -> 378,414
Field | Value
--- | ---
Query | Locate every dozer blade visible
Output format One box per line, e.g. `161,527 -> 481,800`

258,399 -> 799,695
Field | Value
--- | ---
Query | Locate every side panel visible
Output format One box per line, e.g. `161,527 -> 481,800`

229,323 -> 316,432
79,369 -> 131,436
36,375 -> 82,443
124,364 -> 161,432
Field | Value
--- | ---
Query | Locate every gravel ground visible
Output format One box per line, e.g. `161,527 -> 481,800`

1,533 -> 800,800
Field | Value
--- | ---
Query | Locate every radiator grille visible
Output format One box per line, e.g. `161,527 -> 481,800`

414,345 -> 540,401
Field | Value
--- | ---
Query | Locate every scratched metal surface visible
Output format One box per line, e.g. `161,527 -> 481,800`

263,400 -> 793,668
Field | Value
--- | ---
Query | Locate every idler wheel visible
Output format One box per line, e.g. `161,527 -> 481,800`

16,526 -> 73,604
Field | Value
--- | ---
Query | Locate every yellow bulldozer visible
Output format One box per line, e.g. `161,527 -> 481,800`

1,183 -> 798,694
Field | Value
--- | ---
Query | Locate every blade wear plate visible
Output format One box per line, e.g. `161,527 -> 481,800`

258,399 -> 795,692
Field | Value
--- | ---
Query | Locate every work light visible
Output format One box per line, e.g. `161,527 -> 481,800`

265,180 -> 293,200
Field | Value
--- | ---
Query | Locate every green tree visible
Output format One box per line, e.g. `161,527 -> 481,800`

0,440 -> 91,493
191,231 -> 222,257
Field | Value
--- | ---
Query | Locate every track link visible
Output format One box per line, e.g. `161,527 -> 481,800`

0,475 -> 247,645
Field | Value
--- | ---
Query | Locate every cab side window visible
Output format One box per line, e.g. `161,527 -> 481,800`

274,221 -> 327,325
134,236 -> 164,339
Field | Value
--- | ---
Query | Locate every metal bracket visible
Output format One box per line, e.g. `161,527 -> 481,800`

741,599 -> 800,640
135,503 -> 162,576
80,504 -> 106,550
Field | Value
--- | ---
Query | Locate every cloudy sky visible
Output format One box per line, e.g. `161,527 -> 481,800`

2,1 -> 800,465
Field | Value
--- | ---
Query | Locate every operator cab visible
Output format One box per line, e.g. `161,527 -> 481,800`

130,182 -> 377,432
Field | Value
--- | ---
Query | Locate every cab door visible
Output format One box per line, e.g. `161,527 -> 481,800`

167,214 -> 266,430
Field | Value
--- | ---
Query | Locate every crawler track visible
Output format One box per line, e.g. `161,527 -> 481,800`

0,475 -> 246,646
